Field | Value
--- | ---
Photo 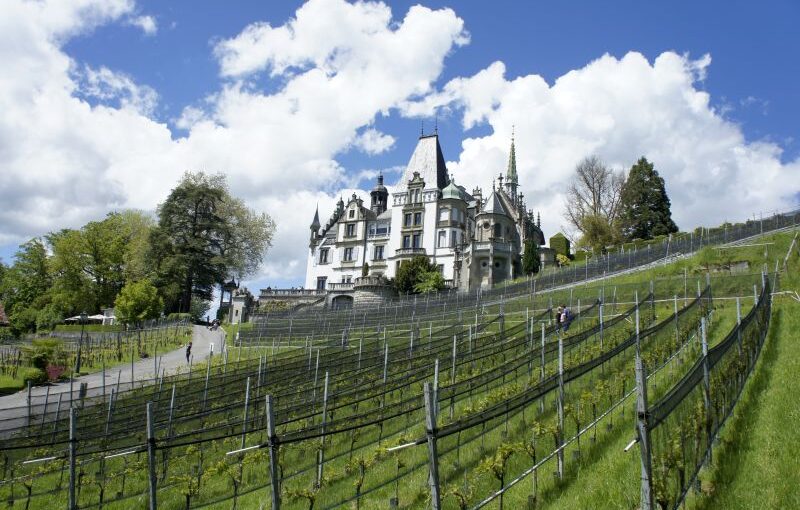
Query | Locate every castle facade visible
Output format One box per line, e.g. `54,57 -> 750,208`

305,133 -> 544,293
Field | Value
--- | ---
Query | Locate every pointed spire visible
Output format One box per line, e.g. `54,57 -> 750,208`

310,204 -> 320,230
506,128 -> 518,184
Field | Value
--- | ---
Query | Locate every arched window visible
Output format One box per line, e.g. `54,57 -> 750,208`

493,223 -> 502,238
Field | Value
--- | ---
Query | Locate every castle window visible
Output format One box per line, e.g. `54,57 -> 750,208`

349,209 -> 355,219
439,208 -> 449,221
316,277 -> 327,290
403,235 -> 411,248
414,212 -> 422,225
437,230 -> 447,248
494,223 -> 502,238
343,247 -> 354,261
345,223 -> 356,237
374,245 -> 384,260
404,213 -> 412,227
450,231 -> 457,247
412,234 -> 421,249
437,264 -> 444,274
319,248 -> 329,264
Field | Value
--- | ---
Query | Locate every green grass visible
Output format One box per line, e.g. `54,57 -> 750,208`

537,232 -> 800,510
687,296 -> 800,507
0,373 -> 25,395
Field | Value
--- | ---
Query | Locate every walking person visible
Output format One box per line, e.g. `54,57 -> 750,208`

555,306 -> 564,332
186,341 -> 192,363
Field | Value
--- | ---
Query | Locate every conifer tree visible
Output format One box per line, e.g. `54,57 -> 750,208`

618,157 -> 678,240
522,239 -> 540,275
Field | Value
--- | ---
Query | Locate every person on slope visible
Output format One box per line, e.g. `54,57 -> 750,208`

186,341 -> 192,364
561,304 -> 574,332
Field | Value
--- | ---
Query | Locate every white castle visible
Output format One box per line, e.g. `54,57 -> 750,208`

305,132 -> 544,294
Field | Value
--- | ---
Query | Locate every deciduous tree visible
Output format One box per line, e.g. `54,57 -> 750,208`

115,279 -> 163,326
564,156 -> 625,241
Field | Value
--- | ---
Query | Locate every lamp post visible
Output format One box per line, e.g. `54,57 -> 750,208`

75,311 -> 87,374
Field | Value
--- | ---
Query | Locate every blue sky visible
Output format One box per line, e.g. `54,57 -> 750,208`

63,0 -> 799,163
1,0 -> 798,293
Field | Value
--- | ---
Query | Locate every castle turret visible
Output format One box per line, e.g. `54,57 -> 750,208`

309,205 -> 320,246
370,173 -> 388,215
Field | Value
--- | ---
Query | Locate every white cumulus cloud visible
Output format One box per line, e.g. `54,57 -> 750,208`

404,52 -> 800,242
0,0 -> 467,286
354,128 -> 395,155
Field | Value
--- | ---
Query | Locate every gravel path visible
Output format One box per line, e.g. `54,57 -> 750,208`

0,325 -> 225,434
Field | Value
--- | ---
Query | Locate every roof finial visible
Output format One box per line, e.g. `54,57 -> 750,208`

511,124 -> 515,142
434,113 -> 438,135
420,120 -> 424,137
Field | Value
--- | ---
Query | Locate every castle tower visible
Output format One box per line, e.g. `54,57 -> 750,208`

309,205 -> 320,246
370,173 -> 388,215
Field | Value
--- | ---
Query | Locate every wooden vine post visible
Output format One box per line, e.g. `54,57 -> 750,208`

69,407 -> 77,510
316,371 -> 330,487
635,353 -> 653,510
701,317 -> 712,465
266,395 -> 281,510
147,402 -> 158,510
556,332 -> 564,480
540,323 -> 546,415
423,382 -> 441,510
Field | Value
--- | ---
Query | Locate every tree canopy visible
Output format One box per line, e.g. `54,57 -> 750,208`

115,279 -> 163,326
564,156 -> 625,251
0,172 -> 275,335
150,172 -> 275,314
394,256 -> 444,294
618,157 -> 678,240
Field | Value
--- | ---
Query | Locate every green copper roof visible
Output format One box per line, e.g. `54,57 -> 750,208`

441,178 -> 464,201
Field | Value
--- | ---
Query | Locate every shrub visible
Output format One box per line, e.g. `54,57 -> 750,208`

549,233 -> 570,258
20,367 -> 47,385
23,338 -> 65,370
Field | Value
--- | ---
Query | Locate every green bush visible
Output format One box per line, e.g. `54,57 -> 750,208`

167,312 -> 191,320
23,338 -> 65,371
0,328 -> 16,342
20,367 -> 47,385
550,233 -> 570,258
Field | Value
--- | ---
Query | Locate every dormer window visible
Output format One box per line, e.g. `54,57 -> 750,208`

348,209 -> 355,219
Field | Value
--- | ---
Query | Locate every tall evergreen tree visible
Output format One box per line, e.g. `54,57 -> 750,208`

150,172 -> 276,314
150,172 -> 228,313
522,239 -> 540,275
618,157 -> 678,240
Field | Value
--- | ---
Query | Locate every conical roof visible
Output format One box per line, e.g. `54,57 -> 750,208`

310,206 -> 320,230
481,191 -> 508,216
397,134 -> 448,189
